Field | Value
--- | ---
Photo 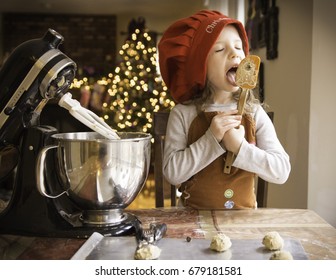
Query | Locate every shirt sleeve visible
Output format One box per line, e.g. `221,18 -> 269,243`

233,105 -> 291,184
163,105 -> 225,185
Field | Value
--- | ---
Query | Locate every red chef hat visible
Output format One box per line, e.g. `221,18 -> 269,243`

158,10 -> 249,103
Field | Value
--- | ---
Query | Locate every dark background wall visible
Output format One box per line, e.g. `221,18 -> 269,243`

1,13 -> 117,77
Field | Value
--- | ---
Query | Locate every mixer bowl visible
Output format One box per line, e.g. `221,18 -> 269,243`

37,131 -> 151,224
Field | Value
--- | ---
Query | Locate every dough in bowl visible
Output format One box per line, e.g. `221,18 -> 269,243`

262,231 -> 284,250
210,233 -> 232,252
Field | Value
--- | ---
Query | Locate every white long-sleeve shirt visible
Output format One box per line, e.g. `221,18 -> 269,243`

163,102 -> 291,186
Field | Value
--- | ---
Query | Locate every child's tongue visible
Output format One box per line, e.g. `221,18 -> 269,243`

227,69 -> 237,86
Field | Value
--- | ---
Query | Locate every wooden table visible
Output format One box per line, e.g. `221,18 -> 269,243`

1,208 -> 335,260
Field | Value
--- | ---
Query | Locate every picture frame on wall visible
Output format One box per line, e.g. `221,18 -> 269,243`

245,0 -> 279,60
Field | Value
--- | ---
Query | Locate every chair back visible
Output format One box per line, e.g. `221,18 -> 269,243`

154,111 -> 176,207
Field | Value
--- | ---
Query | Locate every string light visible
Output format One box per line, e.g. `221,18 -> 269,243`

71,26 -> 175,135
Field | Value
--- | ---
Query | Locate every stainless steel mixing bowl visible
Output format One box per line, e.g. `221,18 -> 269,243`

37,131 -> 152,225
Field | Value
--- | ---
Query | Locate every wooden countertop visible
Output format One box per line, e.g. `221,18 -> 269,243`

1,208 -> 335,260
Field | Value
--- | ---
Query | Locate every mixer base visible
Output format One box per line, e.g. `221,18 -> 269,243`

0,205 -> 141,239
81,208 -> 128,226
90,212 -> 141,237
63,212 -> 141,238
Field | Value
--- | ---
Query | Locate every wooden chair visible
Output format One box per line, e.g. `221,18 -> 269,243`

256,111 -> 273,208
153,110 -> 274,208
153,110 -> 176,207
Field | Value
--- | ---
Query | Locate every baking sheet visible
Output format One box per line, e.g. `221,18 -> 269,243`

71,232 -> 308,260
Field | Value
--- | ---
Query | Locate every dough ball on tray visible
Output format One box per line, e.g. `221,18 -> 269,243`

270,250 -> 293,260
134,244 -> 161,260
262,231 -> 284,251
210,233 -> 232,252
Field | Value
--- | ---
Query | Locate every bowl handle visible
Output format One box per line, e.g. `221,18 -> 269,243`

36,144 -> 68,198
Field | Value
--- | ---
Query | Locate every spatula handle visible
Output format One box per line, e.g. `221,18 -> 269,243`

223,89 -> 248,174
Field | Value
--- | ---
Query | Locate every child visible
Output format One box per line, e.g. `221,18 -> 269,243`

158,10 -> 290,209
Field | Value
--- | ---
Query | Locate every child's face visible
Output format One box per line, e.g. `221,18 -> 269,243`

206,25 -> 245,94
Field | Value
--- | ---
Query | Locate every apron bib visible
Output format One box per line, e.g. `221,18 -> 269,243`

180,111 -> 257,209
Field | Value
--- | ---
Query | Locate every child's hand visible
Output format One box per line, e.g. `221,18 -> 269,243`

222,125 -> 245,155
210,110 -> 242,142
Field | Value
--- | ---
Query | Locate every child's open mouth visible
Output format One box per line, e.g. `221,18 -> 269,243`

226,66 -> 238,86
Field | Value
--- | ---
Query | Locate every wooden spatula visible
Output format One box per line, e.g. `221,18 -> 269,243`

223,55 -> 261,174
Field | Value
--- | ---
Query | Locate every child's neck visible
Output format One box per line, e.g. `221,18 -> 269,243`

212,91 -> 234,105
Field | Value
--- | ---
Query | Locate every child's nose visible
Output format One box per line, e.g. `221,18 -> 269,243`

230,48 -> 240,58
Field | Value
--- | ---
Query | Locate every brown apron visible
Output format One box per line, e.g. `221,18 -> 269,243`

180,111 -> 257,209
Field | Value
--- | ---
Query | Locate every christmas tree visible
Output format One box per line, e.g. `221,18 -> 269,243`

101,18 -> 175,134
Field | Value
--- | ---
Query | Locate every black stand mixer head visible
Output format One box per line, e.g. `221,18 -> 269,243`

0,29 -> 142,238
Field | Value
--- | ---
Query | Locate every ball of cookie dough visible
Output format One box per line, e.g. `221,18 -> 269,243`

270,250 -> 293,260
210,233 -> 232,252
262,231 -> 284,250
134,244 -> 161,260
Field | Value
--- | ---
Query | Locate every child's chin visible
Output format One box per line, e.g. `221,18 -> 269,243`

229,85 -> 240,92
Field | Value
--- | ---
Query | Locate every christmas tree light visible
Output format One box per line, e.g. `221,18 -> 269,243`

101,18 -> 175,135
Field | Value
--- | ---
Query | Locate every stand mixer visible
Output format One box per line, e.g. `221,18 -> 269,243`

0,29 -> 152,238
